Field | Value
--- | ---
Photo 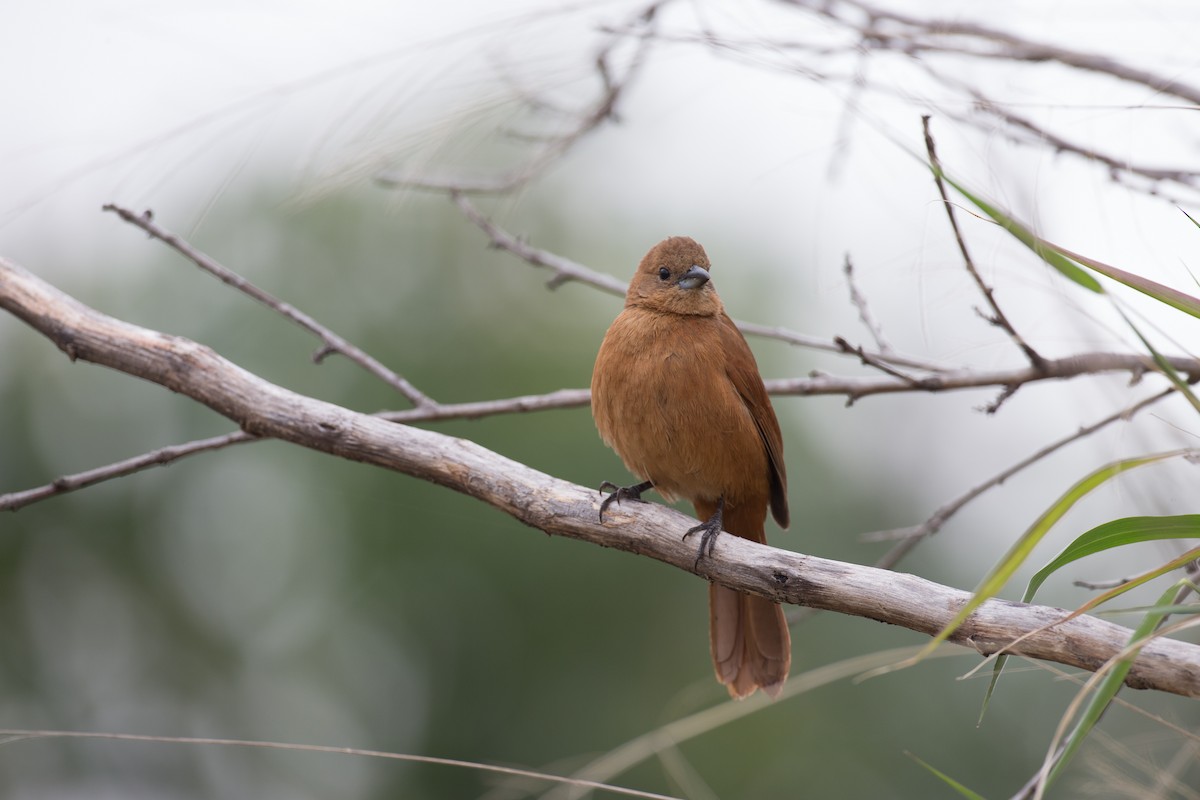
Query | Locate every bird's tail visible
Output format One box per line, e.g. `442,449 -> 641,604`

696,499 -> 791,699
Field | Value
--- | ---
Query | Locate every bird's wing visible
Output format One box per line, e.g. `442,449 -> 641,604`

718,313 -> 789,529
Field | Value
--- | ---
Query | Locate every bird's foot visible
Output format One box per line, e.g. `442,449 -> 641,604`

598,480 -> 654,522
683,497 -> 726,569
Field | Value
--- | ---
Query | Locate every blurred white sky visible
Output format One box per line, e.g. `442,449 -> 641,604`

5,0 -> 1200,587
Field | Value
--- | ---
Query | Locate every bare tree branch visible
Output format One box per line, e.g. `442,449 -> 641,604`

962,86 -> 1200,192
3,255 -> 1200,698
774,353 -> 1197,402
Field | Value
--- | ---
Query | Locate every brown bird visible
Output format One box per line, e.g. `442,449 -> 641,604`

591,236 -> 791,699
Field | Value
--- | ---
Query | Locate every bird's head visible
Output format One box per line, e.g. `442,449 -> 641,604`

625,236 -> 724,317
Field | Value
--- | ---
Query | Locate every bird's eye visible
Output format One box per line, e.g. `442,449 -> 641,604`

658,267 -> 670,281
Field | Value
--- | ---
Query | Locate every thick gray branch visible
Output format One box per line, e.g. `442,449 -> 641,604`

2,256 -> 1199,698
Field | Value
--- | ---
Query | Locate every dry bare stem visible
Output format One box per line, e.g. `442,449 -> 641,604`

103,203 -> 435,408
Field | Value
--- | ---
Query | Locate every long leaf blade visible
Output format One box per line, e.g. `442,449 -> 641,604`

1113,305 -> 1200,413
1043,583 -> 1183,789
1024,514 -> 1200,603
934,171 -> 1103,293
1050,242 -> 1200,319
934,164 -> 1200,318
908,753 -> 990,800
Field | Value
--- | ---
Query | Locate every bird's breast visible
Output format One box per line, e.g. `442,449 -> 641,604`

591,310 -> 769,505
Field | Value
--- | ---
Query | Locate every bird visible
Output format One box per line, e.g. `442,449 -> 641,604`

591,236 -> 791,699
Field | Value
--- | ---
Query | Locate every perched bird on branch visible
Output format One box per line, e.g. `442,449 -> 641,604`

591,236 -> 791,699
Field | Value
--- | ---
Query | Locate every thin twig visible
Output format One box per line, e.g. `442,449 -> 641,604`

869,388 -> 1176,570
832,336 -> 927,397
967,87 -> 1200,189
780,353 -> 1197,402
103,204 -> 435,409
922,115 -> 1046,371
842,254 -> 891,353
449,192 -> 627,296
381,388 -> 590,423
3,352 -> 1183,514
1073,577 -> 1137,591
0,432 -> 256,511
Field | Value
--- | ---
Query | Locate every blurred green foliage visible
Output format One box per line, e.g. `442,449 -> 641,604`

1,186 -> 1194,799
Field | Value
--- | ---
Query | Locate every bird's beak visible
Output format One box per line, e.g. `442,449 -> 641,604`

677,265 -> 711,290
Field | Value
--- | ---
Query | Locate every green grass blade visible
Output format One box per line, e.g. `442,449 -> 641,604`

1048,242 -> 1200,319
1113,304 -> 1200,413
1096,602 -> 1200,617
907,753 -> 989,800
933,165 -> 1200,318
934,170 -> 1103,293
1043,583 -> 1183,789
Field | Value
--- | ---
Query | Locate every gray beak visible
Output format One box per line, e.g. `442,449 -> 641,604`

677,265 -> 711,290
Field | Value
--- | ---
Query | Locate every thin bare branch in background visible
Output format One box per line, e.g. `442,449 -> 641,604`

0,432 -> 256,512
842,254 -> 892,354
448,191 -> 627,296
868,388 -> 1177,571
773,353 -> 1196,401
963,86 -> 1200,193
103,203 -> 436,408
921,116 -> 1045,372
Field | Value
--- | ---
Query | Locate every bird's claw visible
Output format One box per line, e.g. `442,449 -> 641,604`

598,480 -> 653,522
682,497 -> 726,569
